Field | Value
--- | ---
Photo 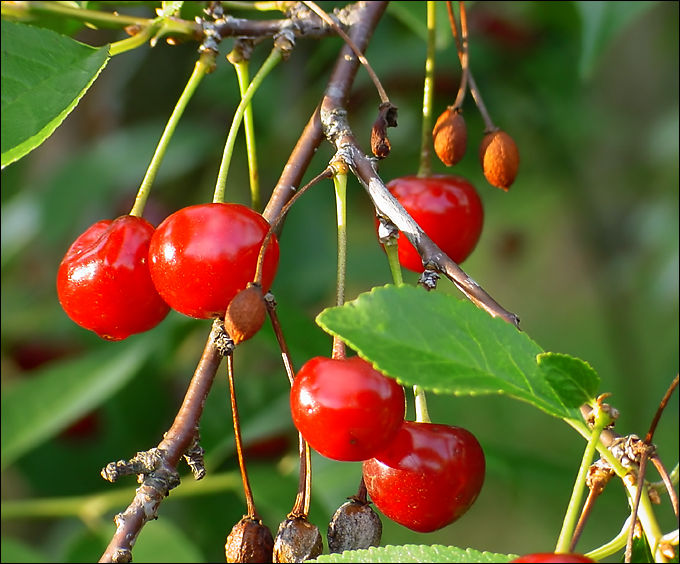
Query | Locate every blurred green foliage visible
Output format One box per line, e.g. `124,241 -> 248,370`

1,2 -> 677,562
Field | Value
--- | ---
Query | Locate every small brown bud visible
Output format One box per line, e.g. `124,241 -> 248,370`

272,516 -> 323,563
327,499 -> 382,554
225,516 -> 274,563
432,107 -> 467,166
479,130 -> 519,190
371,102 -> 398,159
224,284 -> 267,345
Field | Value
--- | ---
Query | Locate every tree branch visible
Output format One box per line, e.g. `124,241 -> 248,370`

99,320 -> 228,563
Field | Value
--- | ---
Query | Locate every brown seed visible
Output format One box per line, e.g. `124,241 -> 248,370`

225,516 -> 275,563
272,516 -> 323,563
327,499 -> 382,553
432,107 -> 467,166
479,130 -> 519,190
224,284 -> 267,345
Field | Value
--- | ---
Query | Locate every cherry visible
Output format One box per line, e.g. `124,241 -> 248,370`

148,202 -> 279,320
362,420 -> 485,532
290,356 -> 405,461
381,174 -> 483,272
509,553 -> 596,563
57,215 -> 170,341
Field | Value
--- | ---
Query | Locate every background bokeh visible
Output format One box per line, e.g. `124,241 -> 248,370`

1,2 -> 678,562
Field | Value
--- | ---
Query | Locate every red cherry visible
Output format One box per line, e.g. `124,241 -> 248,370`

290,356 -> 405,461
382,174 -> 483,272
509,553 -> 596,563
57,215 -> 170,340
148,203 -> 279,319
362,420 -> 485,532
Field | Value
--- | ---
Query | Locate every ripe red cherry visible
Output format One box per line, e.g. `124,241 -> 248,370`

148,202 -> 279,319
382,174 -> 483,272
290,356 -> 405,461
509,553 -> 596,563
362,420 -> 485,532
57,215 -> 170,340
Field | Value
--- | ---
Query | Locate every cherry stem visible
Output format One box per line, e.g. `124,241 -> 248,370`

445,1 -> 496,132
555,395 -> 614,554
355,475 -> 369,504
569,471 -> 610,552
226,353 -> 259,520
331,162 -> 349,357
301,1 -> 390,105
254,167 -> 334,286
130,50 -> 215,218
413,386 -> 431,424
261,294 -> 313,518
650,456 -> 679,519
228,41 -> 262,211
451,1 -> 469,111
417,1 -> 436,179
213,43 -> 285,204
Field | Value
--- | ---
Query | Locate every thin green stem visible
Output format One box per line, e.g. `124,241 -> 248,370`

414,385 -> 431,423
417,0 -> 437,178
233,59 -> 262,211
130,50 -> 215,217
555,400 -> 613,553
109,24 -> 158,57
213,48 -> 283,204
383,238 -> 404,286
331,166 -> 348,358
333,169 -> 348,308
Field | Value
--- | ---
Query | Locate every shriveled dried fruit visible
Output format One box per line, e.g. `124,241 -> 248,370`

479,130 -> 519,190
272,516 -> 323,563
225,516 -> 274,563
327,498 -> 382,553
224,284 -> 267,344
432,107 -> 467,166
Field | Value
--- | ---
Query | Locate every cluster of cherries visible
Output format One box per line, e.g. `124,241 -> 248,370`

56,171 -> 488,537
291,355 -> 486,533
56,169 -> 591,560
56,202 -> 279,339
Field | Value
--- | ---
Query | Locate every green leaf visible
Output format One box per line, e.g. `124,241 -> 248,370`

309,544 -> 516,563
316,285 -> 599,420
537,352 -> 600,407
1,20 -> 110,168
1,338 -> 151,469
575,1 -> 659,79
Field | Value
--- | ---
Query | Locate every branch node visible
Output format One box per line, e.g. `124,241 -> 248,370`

183,434 -> 207,480
101,448 -> 165,483
212,318 -> 235,356
418,269 -> 440,290
274,28 -> 296,59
